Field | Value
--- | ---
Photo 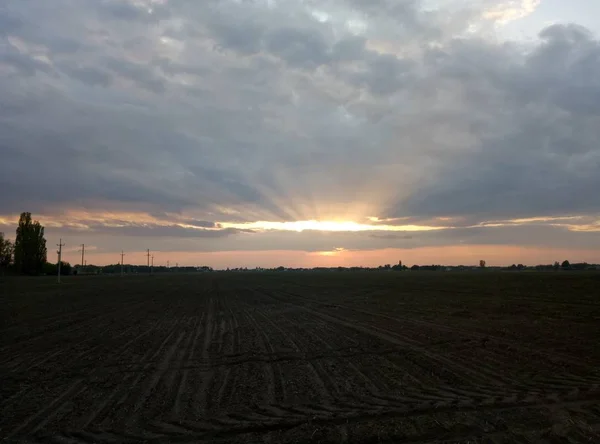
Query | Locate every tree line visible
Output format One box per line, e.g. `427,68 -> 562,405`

0,212 -> 51,275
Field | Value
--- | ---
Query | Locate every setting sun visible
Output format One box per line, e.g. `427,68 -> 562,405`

221,220 -> 447,232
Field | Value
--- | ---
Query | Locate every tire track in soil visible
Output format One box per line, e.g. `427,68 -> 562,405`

248,289 -> 337,407
1,298 -> 149,373
1,296 -> 150,356
245,287 -> 348,442
253,314 -> 468,409
125,330 -> 187,431
171,312 -> 206,419
210,291 -> 241,414
279,312 -> 449,410
242,305 -> 287,406
325,300 -> 600,397
257,290 -> 468,405
268,308 -> 364,442
262,288 -> 518,398
271,286 -> 600,411
202,296 -> 231,414
138,387 -> 600,443
142,315 -> 201,426
231,287 -> 517,417
75,314 -> 184,433
19,299 -> 148,373
280,309 -> 462,409
278,286 -> 596,378
0,303 -> 164,420
326,312 -> 521,400
278,308 -> 471,434
191,295 -> 216,421
208,306 -> 273,419
3,379 -> 87,440
2,280 -> 202,440
273,287 -> 519,387
351,305 -> 596,388
100,315 -> 187,434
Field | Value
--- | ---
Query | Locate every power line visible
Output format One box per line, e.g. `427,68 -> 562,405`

57,239 -> 65,284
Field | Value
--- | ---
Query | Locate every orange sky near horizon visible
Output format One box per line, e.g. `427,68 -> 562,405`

59,245 -> 600,269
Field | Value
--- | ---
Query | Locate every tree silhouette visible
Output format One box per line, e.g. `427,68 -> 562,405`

0,232 -> 13,274
14,212 -> 47,275
561,260 -> 571,269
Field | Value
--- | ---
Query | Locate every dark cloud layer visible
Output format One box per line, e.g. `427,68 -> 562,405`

0,0 -> 599,254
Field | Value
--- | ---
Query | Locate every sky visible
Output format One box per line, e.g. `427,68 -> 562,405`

0,0 -> 599,268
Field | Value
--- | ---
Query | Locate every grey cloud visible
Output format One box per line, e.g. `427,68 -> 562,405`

211,19 -> 264,55
0,7 -> 22,36
355,53 -> 414,95
60,64 -> 113,87
183,220 -> 221,229
539,23 -> 593,43
1,0 -> 600,255
98,0 -> 171,23
39,223 -> 600,255
104,56 -> 166,93
346,0 -> 419,24
385,24 -> 600,221
369,233 -> 413,240
0,43 -> 52,76
84,224 -> 248,239
265,27 -> 331,69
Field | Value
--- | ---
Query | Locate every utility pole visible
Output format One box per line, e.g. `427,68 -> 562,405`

80,244 -> 85,269
120,251 -> 125,276
151,255 -> 154,275
147,249 -> 151,275
57,239 -> 65,283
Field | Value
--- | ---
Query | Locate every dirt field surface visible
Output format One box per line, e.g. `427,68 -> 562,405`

2,272 -> 600,443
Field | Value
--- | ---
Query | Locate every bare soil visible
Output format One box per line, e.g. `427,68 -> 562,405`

2,271 -> 600,443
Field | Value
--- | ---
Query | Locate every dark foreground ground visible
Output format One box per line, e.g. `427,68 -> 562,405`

1,271 -> 600,443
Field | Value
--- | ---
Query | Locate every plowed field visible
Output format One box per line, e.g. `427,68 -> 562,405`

2,272 -> 600,443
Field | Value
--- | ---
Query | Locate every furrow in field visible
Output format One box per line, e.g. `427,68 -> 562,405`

190,295 -> 216,421
260,288 -> 513,403
242,305 -> 286,405
210,291 -> 242,414
277,283 -> 600,407
3,298 -> 150,374
90,314 -> 186,433
273,287 -> 521,389
247,289 -> 341,413
279,285 -> 598,373
120,387 -> 600,443
4,379 -> 87,440
313,299 -> 600,396
277,307 -> 468,410
171,313 -> 205,419
203,295 -> 234,414
0,307 -> 162,421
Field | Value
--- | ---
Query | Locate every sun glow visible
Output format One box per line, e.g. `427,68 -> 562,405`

220,220 -> 447,232
313,247 -> 347,256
